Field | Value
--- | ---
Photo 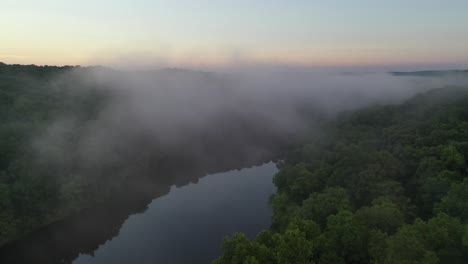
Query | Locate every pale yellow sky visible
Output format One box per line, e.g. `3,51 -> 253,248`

1,0 -> 468,69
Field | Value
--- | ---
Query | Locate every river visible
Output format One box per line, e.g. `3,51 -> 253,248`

0,162 -> 278,264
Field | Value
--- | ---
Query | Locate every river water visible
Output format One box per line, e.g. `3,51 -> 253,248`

0,162 -> 277,264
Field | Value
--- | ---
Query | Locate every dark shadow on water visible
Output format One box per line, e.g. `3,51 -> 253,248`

0,150 -> 280,264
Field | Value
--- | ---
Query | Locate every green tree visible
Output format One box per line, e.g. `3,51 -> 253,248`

355,201 -> 404,234
436,178 -> 468,220
300,187 -> 352,227
316,211 -> 368,264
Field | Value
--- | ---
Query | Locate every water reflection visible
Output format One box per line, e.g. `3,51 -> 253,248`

75,162 -> 277,264
0,158 -> 278,264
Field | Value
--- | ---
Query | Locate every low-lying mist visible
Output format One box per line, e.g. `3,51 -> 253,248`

32,67 -> 467,188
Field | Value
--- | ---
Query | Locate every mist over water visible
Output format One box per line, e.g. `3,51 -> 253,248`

1,64 -> 467,264
34,68 -> 459,179
2,1 -> 468,263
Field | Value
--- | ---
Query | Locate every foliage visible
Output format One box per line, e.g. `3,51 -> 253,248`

214,86 -> 468,263
0,64 -> 111,245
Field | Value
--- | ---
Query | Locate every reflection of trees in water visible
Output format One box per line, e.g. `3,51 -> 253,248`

0,143 -> 281,264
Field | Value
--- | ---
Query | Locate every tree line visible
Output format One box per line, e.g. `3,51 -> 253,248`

214,86 -> 468,264
0,64 -> 110,246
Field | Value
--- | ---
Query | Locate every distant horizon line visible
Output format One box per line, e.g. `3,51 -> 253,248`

1,61 -> 468,74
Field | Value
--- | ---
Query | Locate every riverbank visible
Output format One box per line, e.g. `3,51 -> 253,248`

0,161 -> 278,264
214,87 -> 468,264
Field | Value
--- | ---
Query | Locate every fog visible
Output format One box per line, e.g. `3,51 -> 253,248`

32,67 -> 467,184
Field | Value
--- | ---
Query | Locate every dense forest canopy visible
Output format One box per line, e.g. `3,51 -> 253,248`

214,86 -> 468,264
0,63 -> 315,246
0,63 -> 301,247
0,63 -> 293,263
0,64 -> 112,245
1,63 -> 467,264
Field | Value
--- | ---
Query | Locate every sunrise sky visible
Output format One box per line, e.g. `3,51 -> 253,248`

2,0 -> 468,70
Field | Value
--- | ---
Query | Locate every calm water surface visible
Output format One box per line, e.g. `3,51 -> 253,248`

71,162 -> 277,264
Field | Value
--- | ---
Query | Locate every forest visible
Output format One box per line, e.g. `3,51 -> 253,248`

0,63 -> 113,245
0,63 -> 292,247
214,86 -> 468,264
1,63 -> 468,264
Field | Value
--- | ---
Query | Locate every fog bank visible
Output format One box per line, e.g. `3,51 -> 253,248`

33,68 -> 468,185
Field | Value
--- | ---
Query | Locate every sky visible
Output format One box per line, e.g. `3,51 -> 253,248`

1,0 -> 468,70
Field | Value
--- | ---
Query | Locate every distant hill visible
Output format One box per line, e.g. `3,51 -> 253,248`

391,69 -> 468,77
